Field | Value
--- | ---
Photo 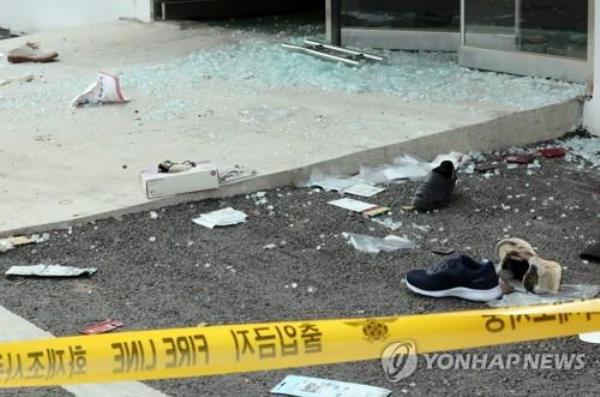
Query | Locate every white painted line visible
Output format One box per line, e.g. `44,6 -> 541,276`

0,305 -> 170,397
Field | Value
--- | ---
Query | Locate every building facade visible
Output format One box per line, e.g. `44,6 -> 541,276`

328,0 -> 599,133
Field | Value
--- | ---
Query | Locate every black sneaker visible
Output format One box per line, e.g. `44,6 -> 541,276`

405,255 -> 502,302
412,160 -> 457,211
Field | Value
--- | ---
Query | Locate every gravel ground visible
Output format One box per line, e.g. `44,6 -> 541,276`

0,136 -> 599,396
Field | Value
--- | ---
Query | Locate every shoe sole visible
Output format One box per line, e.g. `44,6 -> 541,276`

405,280 -> 503,302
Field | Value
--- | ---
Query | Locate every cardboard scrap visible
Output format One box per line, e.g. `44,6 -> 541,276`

6,264 -> 97,278
362,206 -> 391,218
271,375 -> 391,397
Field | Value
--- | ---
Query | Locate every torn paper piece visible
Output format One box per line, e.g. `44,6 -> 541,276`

72,72 -> 129,107
271,375 -> 391,397
192,207 -> 247,229
328,198 -> 377,213
80,319 -> 124,335
6,264 -> 98,278
343,183 -> 385,198
487,284 -> 600,308
343,232 -> 416,254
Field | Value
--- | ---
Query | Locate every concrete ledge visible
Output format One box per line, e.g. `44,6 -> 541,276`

0,98 -> 583,238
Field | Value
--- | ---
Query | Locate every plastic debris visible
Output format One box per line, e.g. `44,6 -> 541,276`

31,233 -> 50,243
6,264 -> 97,278
579,332 -> 600,344
263,243 -> 277,250
488,284 -> 600,308
80,319 -> 124,335
252,192 -> 268,205
149,211 -> 159,219
372,217 -> 403,231
328,198 -> 377,213
303,153 -> 467,193
0,234 -> 49,253
302,172 -> 357,192
381,155 -> 434,181
72,72 -> 129,107
0,239 -> 13,253
343,232 -> 416,254
271,375 -> 391,397
343,183 -> 385,198
192,207 -> 247,229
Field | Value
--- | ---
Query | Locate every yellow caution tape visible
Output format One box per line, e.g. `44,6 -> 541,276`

1,299 -> 600,388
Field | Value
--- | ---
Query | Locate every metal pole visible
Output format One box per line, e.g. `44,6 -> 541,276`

515,0 -> 522,50
326,0 -> 342,46
460,0 -> 466,46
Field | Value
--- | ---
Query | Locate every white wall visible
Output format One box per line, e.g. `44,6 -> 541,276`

583,0 -> 600,134
0,0 -> 153,34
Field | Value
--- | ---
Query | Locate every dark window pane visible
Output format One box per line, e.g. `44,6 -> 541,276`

342,0 -> 460,31
465,0 -> 588,59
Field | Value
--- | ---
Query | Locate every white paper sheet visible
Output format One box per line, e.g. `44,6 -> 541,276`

271,375 -> 391,397
328,198 -> 377,213
343,183 -> 385,198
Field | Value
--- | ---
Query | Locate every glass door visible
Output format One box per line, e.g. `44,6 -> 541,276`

340,0 -> 460,50
460,0 -> 594,83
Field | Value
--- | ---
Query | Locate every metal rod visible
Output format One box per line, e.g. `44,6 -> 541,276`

303,39 -> 384,62
588,0 -> 595,71
282,43 -> 360,66
515,0 -> 522,49
460,0 -> 466,46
